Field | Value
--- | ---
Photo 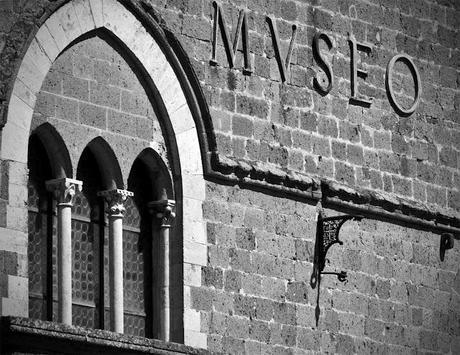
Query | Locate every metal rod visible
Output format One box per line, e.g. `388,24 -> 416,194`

323,196 -> 460,238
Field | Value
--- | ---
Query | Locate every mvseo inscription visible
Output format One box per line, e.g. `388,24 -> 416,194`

209,1 -> 421,116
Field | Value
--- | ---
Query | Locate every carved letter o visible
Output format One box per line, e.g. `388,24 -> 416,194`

386,54 -> 421,116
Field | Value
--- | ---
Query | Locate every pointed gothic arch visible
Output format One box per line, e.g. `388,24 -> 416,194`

1,0 -> 208,347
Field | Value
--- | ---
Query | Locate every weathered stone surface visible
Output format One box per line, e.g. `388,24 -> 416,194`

0,316 -> 211,354
0,0 -> 459,354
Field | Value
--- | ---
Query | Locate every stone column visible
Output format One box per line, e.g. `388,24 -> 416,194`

46,178 -> 83,325
148,199 -> 176,342
98,189 -> 133,333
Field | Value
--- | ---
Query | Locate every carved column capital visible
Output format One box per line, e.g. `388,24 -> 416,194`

98,189 -> 134,217
46,178 -> 83,206
149,199 -> 176,228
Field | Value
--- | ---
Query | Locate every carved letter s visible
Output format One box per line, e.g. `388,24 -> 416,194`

313,32 -> 334,95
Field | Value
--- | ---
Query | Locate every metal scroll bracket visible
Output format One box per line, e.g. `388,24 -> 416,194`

310,208 -> 362,326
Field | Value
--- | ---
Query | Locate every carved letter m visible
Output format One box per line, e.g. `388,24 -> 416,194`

210,1 -> 252,74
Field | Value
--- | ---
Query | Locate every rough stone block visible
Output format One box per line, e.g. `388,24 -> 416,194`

56,2 -> 83,43
3,97 -> 33,159
236,94 -> 269,119
226,316 -> 249,339
55,96 -> 79,123
12,78 -> 37,110
184,262 -> 202,287
190,286 -> 213,311
184,330 -> 207,349
7,184 -> 27,208
233,294 -> 256,319
63,75 -> 89,101
224,270 -> 242,293
89,81 -> 120,109
72,0 -> 96,33
249,320 -> 270,343
229,248 -> 252,274
42,70 -> 63,94
221,336 -> 244,354
0,297 -> 27,317
260,276 -> 285,301
175,130 -> 203,174
183,239 -> 207,266
7,275 -> 27,300
232,115 -> 254,137
300,111 -> 317,132
286,281 -> 308,303
107,109 -> 134,135
35,23 -> 61,62
6,206 -> 27,233
44,12 -> 69,53
0,228 -> 27,255
273,301 -> 296,325
202,266 -> 222,289
335,161 -> 356,186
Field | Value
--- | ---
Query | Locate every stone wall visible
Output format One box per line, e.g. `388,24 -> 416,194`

200,182 -> 459,353
176,0 -> 460,213
0,0 -> 458,354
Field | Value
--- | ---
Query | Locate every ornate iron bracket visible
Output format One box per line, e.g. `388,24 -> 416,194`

310,209 -> 362,326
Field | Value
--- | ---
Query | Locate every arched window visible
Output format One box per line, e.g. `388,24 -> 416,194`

27,130 -> 179,341
73,144 -> 105,329
16,0 -> 208,348
124,158 -> 151,337
127,149 -> 174,339
27,134 -> 54,321
27,123 -> 73,322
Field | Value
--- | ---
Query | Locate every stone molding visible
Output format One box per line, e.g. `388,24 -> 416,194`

321,179 -> 460,236
0,317 -> 212,355
208,153 -> 460,236
208,152 -> 322,200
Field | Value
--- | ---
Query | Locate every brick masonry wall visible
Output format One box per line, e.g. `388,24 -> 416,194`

0,0 -> 458,354
184,0 -> 459,213
201,182 -> 460,353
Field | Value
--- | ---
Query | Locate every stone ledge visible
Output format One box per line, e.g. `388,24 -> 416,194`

0,316 -> 212,355
207,152 -> 460,237
322,179 -> 460,237
208,152 -> 322,200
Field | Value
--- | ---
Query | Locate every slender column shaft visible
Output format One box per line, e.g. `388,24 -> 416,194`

149,200 -> 175,342
46,178 -> 82,325
98,189 -> 133,334
109,214 -> 123,332
58,203 -> 72,324
159,225 -> 170,340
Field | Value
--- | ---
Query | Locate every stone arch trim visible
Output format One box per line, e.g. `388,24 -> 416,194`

1,0 -> 207,348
